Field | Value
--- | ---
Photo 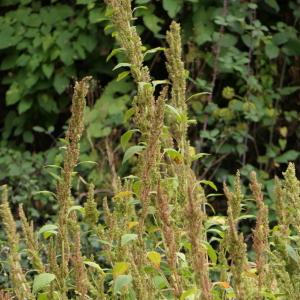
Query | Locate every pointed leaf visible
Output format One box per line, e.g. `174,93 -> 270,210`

121,234 -> 138,246
122,145 -> 145,164
33,273 -> 56,293
147,251 -> 161,269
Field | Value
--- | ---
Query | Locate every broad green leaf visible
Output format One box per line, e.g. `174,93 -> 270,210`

153,275 -> 168,289
147,251 -> 161,269
6,83 -> 21,105
121,233 -> 138,246
68,205 -> 85,216
278,86 -> 300,96
164,148 -> 183,162
113,275 -> 132,295
53,73 -> 69,94
89,7 -> 106,23
33,126 -> 45,133
180,288 -> 198,300
42,64 -> 54,79
106,48 -> 125,62
114,191 -> 133,199
199,180 -> 217,191
18,99 -> 32,114
122,145 -> 145,164
143,12 -> 163,34
113,262 -> 130,277
121,129 -> 140,150
286,244 -> 300,263
265,43 -> 279,59
162,0 -> 183,18
33,273 -> 56,293
33,190 -> 56,197
202,241 -> 217,264
38,224 -> 58,239
275,150 -> 299,163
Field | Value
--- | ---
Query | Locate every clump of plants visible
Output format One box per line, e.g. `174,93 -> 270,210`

1,1 -> 300,299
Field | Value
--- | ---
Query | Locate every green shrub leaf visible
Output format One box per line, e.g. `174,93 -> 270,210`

33,273 -> 56,294
121,233 -> 138,246
113,275 -> 132,295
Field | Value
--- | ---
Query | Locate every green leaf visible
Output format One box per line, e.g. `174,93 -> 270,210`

23,131 -> 34,143
180,288 -> 198,300
113,275 -> 132,295
152,80 -> 170,88
143,13 -> 163,34
121,129 -> 139,150
153,275 -> 168,290
18,99 -> 32,114
122,145 -> 145,164
6,83 -> 21,105
144,47 -> 165,57
199,180 -> 217,191
37,292 -> 49,300
53,73 -> 69,94
275,150 -> 299,163
68,205 -> 85,216
116,71 -> 130,81
278,86 -> 300,96
165,104 -> 181,118
38,224 -> 58,239
147,251 -> 161,269
265,43 -> 279,59
77,160 -> 98,166
202,241 -> 217,264
42,64 -> 54,79
124,107 -> 135,122
164,148 -> 183,161
162,0 -> 183,18
113,62 -> 131,71
121,233 -> 138,246
238,214 -> 256,221
286,244 -> 300,263
83,261 -> 104,273
33,273 -> 56,293
106,48 -> 125,62
1,54 -> 18,70
133,6 -> 148,13
191,153 -> 210,161
89,7 -> 106,23
33,126 -> 45,133
0,25 -> 18,49
187,92 -> 211,102
113,262 -> 130,277
265,0 -> 279,12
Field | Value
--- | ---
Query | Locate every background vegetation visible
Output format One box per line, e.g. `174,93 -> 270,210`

0,0 -> 300,298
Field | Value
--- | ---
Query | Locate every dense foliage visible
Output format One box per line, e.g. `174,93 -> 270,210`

0,0 -> 300,299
